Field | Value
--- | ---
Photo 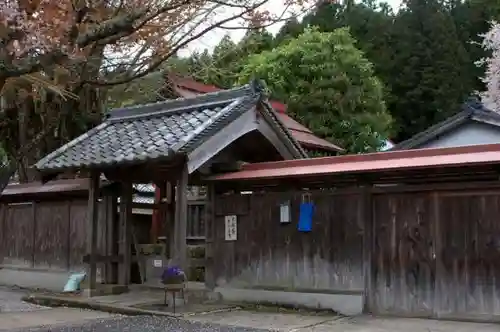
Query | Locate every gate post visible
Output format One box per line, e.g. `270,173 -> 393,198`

361,184 -> 374,313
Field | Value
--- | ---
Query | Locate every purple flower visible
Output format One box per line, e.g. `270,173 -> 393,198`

161,266 -> 185,282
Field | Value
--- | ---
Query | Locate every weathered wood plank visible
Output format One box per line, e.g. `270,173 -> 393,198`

86,172 -> 100,291
118,181 -> 133,286
174,164 -> 189,271
361,185 -> 374,313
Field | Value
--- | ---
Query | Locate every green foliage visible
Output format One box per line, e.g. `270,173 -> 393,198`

191,30 -> 275,89
105,0 -> 500,146
238,27 -> 393,153
386,0 -> 471,139
281,0 -> 499,141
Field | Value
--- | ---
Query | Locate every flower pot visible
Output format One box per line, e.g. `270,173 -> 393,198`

161,274 -> 185,285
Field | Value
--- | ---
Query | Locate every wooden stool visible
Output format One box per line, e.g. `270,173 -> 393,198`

163,283 -> 185,314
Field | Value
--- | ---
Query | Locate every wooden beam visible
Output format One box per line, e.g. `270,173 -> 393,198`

173,164 -> 188,271
86,171 -> 100,292
361,185 -> 374,314
187,109 -> 256,174
118,181 -> 133,286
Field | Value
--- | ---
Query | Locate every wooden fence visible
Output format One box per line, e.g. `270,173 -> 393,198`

0,197 -> 207,282
0,199 -> 99,271
209,183 -> 500,320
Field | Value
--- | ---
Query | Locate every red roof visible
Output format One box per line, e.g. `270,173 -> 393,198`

275,113 -> 343,151
167,74 -> 343,153
209,144 -> 500,182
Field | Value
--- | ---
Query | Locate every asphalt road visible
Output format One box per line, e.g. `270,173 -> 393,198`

5,315 -> 271,332
0,287 -> 268,332
0,286 -> 49,313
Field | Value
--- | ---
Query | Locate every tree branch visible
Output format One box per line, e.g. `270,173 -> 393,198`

0,51 -> 66,80
88,0 -> 268,86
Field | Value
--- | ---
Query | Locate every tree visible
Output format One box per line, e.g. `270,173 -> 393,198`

479,21 -> 500,112
273,17 -> 304,45
387,0 -> 471,140
238,27 -> 393,153
0,0 -> 310,182
452,0 -> 500,95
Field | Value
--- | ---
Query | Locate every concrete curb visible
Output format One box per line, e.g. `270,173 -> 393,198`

22,294 -> 183,318
21,294 -> 242,319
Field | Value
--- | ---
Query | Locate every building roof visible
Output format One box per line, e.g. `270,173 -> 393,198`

35,80 -> 306,173
0,178 -> 109,198
1,179 -> 154,205
392,99 -> 500,150
167,73 -> 343,153
275,113 -> 343,152
209,143 -> 500,183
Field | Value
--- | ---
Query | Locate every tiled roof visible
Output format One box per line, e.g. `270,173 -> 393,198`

35,82 -> 266,172
134,183 -> 155,194
168,73 -> 343,153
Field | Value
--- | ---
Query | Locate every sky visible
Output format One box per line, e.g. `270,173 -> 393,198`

184,0 -> 403,54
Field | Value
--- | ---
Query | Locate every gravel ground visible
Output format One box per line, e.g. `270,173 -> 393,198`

4,315 -> 272,332
0,286 -> 50,313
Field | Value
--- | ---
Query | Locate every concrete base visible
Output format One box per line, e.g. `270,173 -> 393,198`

81,285 -> 128,297
0,267 -> 73,292
213,287 -> 363,316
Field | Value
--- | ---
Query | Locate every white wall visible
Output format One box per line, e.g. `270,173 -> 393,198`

417,122 -> 500,149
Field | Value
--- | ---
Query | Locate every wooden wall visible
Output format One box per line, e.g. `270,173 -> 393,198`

211,190 -> 364,292
0,199 -> 105,271
0,196 -> 207,282
371,188 -> 500,319
211,183 -> 500,320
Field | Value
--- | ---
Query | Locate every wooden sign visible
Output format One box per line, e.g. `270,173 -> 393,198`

225,215 -> 237,241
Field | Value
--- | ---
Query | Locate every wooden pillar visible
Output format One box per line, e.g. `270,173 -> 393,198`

173,165 -> 188,271
150,183 -> 165,243
103,187 -> 118,284
86,171 -> 100,293
361,184 -> 374,313
163,182 -> 175,258
204,184 -> 216,289
118,181 -> 133,286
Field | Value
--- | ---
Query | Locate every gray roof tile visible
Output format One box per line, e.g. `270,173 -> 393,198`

35,83 -> 261,172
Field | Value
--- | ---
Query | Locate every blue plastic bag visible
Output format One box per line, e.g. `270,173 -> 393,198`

298,202 -> 314,232
63,272 -> 86,292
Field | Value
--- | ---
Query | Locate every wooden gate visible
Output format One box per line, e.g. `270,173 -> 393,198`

436,192 -> 500,318
370,189 -> 500,320
371,192 -> 435,316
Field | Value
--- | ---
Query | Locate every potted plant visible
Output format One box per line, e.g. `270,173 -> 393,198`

161,266 -> 186,286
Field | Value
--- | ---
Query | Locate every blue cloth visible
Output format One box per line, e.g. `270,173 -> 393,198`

298,202 -> 314,232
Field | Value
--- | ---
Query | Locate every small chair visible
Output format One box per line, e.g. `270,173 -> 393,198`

163,283 -> 185,313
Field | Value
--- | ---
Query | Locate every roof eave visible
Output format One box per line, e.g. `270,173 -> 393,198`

391,112 -> 470,151
259,100 -> 308,159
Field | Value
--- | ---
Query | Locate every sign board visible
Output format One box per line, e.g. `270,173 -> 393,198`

153,259 -> 163,268
225,215 -> 237,241
280,202 -> 291,223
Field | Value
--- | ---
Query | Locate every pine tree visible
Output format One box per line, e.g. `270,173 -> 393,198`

388,0 -> 470,140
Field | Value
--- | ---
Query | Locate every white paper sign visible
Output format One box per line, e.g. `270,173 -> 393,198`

225,215 -> 237,241
153,259 -> 163,267
280,202 -> 290,223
